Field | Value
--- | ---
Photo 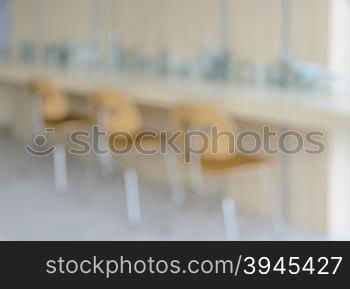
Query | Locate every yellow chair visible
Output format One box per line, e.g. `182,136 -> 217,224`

169,103 -> 280,240
30,79 -> 93,194
90,90 -> 156,226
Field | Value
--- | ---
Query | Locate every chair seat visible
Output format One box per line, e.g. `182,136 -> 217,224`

45,115 -> 93,133
109,132 -> 161,151
201,154 -> 274,175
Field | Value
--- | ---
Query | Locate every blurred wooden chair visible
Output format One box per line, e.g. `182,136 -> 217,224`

90,90 -> 158,226
30,79 -> 93,194
169,103 -> 281,240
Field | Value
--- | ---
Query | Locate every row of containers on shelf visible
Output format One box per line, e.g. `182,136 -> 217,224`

0,40 -> 333,91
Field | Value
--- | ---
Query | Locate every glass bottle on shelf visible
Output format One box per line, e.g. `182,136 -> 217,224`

20,40 -> 36,64
199,48 -> 234,82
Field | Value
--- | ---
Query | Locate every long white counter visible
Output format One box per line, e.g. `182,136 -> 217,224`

1,64 -> 350,129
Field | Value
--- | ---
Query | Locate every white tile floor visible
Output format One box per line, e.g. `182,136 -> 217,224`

0,133 -> 326,241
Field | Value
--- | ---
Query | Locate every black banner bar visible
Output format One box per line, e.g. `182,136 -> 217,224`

0,242 -> 348,286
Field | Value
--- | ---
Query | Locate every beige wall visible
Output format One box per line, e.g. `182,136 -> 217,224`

99,0 -> 221,58
229,0 -> 330,65
229,0 -> 282,64
13,0 -> 91,44
290,0 -> 330,66
10,0 -> 332,66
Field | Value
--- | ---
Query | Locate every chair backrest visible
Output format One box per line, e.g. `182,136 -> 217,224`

30,79 -> 69,122
90,90 -> 141,136
171,103 -> 239,161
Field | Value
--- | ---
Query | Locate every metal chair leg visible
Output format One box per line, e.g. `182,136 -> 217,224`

30,94 -> 44,136
97,136 -> 114,177
189,154 -> 206,195
53,144 -> 68,194
221,196 -> 240,241
164,152 -> 186,206
123,168 -> 141,226
98,151 -> 114,177
96,111 -> 114,177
